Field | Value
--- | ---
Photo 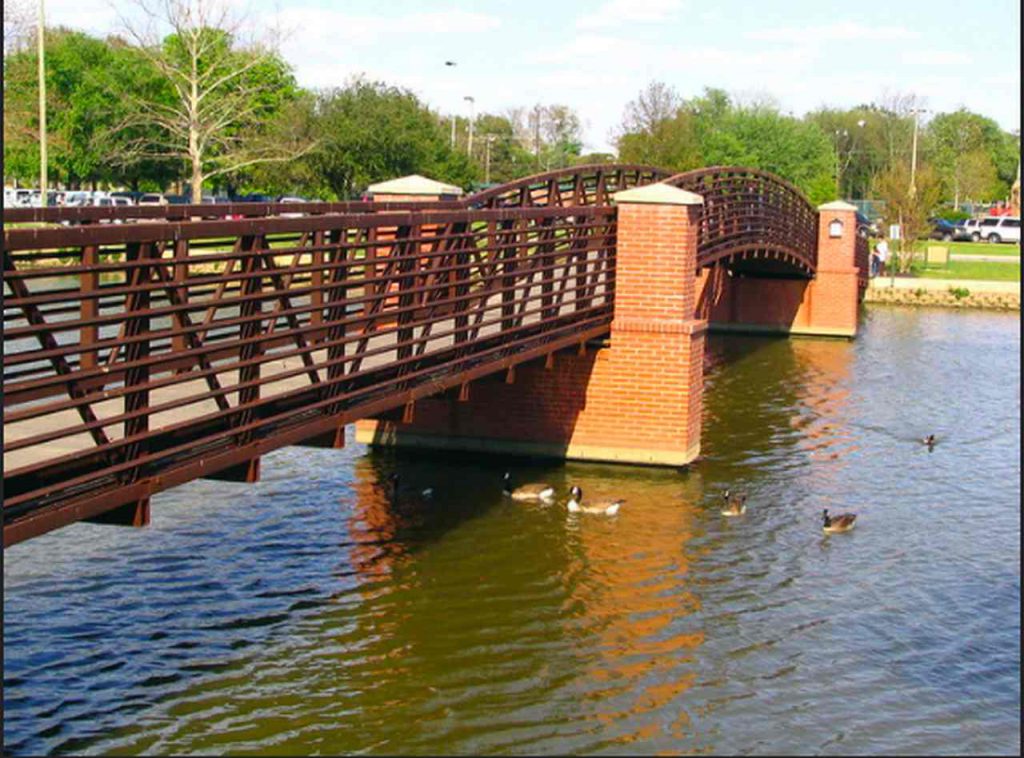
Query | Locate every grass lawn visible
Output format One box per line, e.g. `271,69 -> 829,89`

910,258 -> 1021,281
913,240 -> 1021,257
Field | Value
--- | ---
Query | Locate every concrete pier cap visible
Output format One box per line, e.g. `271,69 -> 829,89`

612,182 -> 704,206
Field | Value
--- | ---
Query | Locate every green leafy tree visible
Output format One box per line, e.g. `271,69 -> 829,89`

471,114 -> 535,183
873,161 -> 943,273
928,109 -> 1014,205
305,77 -> 476,200
683,89 -> 835,202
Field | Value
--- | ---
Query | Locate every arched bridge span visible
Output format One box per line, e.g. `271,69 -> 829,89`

466,164 -> 819,277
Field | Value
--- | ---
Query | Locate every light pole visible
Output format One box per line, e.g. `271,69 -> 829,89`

834,119 -> 866,198
38,0 -> 48,207
833,129 -> 848,196
445,61 -> 457,149
464,95 -> 475,158
532,104 -> 542,169
909,108 -> 929,198
484,135 -> 496,184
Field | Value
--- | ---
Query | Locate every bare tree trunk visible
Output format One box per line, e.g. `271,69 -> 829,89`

191,148 -> 203,202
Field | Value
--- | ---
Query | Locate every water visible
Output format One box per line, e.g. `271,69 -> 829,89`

4,305 -> 1020,755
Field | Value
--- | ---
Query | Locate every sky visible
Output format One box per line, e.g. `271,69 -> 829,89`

37,0 -> 1023,154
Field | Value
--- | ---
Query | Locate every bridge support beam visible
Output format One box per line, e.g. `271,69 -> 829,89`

356,183 -> 707,467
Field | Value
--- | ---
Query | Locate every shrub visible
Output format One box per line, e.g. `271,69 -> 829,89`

949,286 -> 970,300
935,208 -> 971,223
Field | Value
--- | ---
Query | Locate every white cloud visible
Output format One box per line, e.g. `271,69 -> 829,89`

274,7 -> 500,53
577,0 -> 683,29
524,34 -> 638,66
747,21 -> 916,43
901,50 -> 972,65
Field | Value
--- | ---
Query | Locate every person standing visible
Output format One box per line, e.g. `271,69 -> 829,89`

874,238 -> 890,276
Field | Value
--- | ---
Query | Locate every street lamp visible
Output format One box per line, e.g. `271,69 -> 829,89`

38,0 -> 48,207
834,129 -> 848,196
484,135 -> 496,184
464,95 -> 475,158
834,119 -> 866,197
909,108 -> 930,198
445,61 -> 457,149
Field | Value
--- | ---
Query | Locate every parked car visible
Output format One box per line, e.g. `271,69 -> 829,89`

110,190 -> 143,205
855,211 -> 880,238
63,191 -> 91,207
165,194 -> 189,204
279,195 -> 308,218
138,193 -> 168,206
953,218 -> 982,241
928,217 -> 958,241
976,216 -> 1021,244
95,195 -> 133,223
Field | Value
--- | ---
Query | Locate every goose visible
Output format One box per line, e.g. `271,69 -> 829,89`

822,508 -> 857,534
503,472 -> 555,503
720,489 -> 747,517
566,486 -> 623,516
387,473 -> 434,507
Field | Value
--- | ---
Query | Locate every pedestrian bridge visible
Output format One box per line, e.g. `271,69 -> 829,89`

2,165 -> 868,546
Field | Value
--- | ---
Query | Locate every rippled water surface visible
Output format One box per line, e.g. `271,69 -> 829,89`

4,305 -> 1021,755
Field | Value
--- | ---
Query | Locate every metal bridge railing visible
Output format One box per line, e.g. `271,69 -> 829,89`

3,205 -> 616,545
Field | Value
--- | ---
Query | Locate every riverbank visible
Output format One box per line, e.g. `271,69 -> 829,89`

865,276 -> 1020,311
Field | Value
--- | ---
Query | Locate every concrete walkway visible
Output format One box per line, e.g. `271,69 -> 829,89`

950,254 -> 1021,263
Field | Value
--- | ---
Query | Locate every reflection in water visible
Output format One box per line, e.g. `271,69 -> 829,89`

3,307 -> 1021,755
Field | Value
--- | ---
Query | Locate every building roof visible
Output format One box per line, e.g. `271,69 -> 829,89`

366,174 -> 464,197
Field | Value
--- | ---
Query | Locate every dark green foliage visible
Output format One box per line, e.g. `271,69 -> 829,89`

302,78 -> 476,200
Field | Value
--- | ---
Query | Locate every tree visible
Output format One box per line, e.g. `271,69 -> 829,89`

304,77 -> 475,200
3,27 -> 139,188
873,161 -> 943,273
471,113 -> 534,183
618,80 -> 682,136
3,0 -> 33,54
539,105 -> 583,169
503,104 -> 583,172
683,89 -> 835,203
928,109 -> 1014,205
615,81 -> 700,170
116,0 -> 312,201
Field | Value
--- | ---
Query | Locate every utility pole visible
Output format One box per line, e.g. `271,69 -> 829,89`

38,0 -> 48,207
445,61 -> 457,149
484,135 -> 495,184
834,129 -> 847,196
464,96 -> 475,158
909,108 -> 925,199
533,104 -> 541,169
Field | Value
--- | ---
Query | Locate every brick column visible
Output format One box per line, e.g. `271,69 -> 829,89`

356,183 -> 707,467
807,200 -> 860,337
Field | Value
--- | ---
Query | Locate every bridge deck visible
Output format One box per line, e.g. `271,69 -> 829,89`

3,206 -> 616,546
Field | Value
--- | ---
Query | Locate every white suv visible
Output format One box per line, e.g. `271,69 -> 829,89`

976,216 -> 1021,244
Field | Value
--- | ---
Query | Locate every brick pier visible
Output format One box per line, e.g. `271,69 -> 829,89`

356,183 -> 707,466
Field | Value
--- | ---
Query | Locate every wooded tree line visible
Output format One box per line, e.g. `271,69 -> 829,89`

615,82 -> 1019,208
4,16 -> 1019,207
